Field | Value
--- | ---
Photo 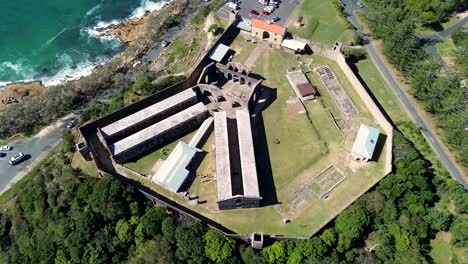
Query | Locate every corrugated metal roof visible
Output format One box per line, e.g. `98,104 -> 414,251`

209,44 -> 230,62
281,39 -> 307,51
352,124 -> 380,159
151,141 -> 201,192
237,21 -> 251,31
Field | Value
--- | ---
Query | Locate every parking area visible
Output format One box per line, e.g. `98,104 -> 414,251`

218,0 -> 300,26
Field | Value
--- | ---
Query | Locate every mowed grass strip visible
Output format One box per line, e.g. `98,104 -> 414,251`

288,0 -> 354,44
352,59 -> 411,123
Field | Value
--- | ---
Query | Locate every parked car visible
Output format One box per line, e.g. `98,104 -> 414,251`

259,0 -> 269,5
250,10 -> 259,15
161,40 -> 169,47
0,153 -> 5,158
262,10 -> 270,15
356,1 -> 364,8
0,145 -> 12,151
272,16 -> 280,22
265,5 -> 274,12
66,119 -> 76,129
226,1 -> 238,9
9,152 -> 25,165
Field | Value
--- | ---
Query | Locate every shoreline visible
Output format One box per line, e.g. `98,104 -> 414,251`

0,1 -> 172,92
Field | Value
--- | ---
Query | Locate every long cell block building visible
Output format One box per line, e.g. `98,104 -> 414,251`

100,88 -> 197,143
214,111 -> 261,210
107,102 -> 208,164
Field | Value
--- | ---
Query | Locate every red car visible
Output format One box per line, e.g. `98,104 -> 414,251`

262,10 -> 270,15
250,10 -> 259,15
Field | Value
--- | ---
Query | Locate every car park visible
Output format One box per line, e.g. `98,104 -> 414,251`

9,152 -> 25,165
0,145 -> 12,151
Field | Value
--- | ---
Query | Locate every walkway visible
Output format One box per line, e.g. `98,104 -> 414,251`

244,41 -> 268,68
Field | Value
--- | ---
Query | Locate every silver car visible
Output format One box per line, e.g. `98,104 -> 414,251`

9,152 -> 25,165
0,145 -> 12,151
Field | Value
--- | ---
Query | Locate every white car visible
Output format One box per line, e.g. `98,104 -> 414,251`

265,6 -> 274,12
0,145 -> 12,151
356,2 -> 364,8
226,2 -> 238,9
9,152 -> 25,165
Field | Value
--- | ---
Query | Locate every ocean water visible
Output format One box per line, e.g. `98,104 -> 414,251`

0,0 -> 168,87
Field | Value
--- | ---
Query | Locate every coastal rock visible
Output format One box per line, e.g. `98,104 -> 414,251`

0,81 -> 45,108
108,11 -> 151,43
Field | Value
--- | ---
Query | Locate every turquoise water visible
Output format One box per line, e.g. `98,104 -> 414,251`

0,0 -> 165,86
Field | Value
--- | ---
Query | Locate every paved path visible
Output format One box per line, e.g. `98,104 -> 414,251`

342,0 -> 467,188
244,41 -> 268,68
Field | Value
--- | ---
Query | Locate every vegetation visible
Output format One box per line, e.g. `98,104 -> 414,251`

364,0 -> 468,167
451,27 -> 468,77
2,127 -> 465,263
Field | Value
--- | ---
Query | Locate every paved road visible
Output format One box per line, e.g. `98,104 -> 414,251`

342,0 -> 467,188
0,113 -> 79,193
418,17 -> 468,70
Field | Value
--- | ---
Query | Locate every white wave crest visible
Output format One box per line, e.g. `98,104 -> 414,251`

85,3 -> 102,17
41,55 -> 108,87
0,61 -> 23,74
130,0 -> 171,19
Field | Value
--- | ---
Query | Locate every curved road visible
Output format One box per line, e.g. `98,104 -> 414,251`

342,0 -> 467,188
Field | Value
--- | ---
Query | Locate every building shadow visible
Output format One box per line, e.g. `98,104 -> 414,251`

371,133 -> 387,162
252,84 -> 278,206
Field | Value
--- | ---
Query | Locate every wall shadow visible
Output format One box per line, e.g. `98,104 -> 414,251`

252,85 -> 279,206
347,59 -> 397,128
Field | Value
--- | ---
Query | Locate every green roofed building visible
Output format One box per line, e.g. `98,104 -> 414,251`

209,44 -> 230,63
351,124 -> 380,162
151,117 -> 213,192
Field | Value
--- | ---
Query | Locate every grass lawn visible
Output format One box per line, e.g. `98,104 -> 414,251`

353,59 -> 411,123
288,0 -> 355,45
437,37 -> 457,67
230,34 -> 257,64
430,231 -> 467,264
125,132 -> 195,176
71,151 -> 98,176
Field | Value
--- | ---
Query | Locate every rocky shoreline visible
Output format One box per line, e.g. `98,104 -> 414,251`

0,2 -> 173,97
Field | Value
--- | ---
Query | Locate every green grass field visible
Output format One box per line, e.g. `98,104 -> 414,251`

288,0 -> 355,45
353,59 -> 410,123
230,35 -> 257,64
